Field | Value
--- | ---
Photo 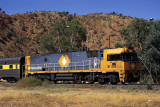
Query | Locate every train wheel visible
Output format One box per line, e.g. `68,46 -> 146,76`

121,82 -> 126,85
108,75 -> 118,85
98,77 -> 105,84
54,80 -> 57,84
6,78 -> 17,83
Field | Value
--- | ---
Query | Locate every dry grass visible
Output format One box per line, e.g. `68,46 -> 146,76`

0,86 -> 160,107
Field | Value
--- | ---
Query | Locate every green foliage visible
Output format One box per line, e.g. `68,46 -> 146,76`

120,19 -> 160,84
10,28 -> 14,32
0,34 -> 7,41
114,42 -> 124,48
22,26 -> 26,31
16,77 -> 42,88
58,11 -> 69,17
30,29 -> 34,34
29,13 -> 38,19
8,17 -> 12,24
140,72 -> 153,84
40,34 -> 57,53
6,32 -> 12,39
14,17 -> 17,21
120,18 -> 151,50
41,12 -> 46,16
40,18 -> 86,53
146,84 -> 152,90
42,80 -> 51,86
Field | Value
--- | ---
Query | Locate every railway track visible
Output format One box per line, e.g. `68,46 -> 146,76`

0,80 -> 160,90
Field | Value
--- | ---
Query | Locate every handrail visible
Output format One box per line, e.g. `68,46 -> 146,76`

27,59 -> 100,71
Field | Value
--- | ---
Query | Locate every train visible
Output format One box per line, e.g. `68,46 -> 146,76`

0,48 -> 140,84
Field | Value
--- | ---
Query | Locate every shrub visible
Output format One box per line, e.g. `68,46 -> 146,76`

0,35 -> 7,41
42,80 -> 51,86
29,13 -> 38,19
30,29 -> 34,34
16,77 -> 42,88
22,26 -> 26,31
10,28 -> 14,32
14,17 -> 17,21
41,12 -> 46,16
12,33 -> 17,37
8,17 -> 12,24
6,32 -> 12,39
114,42 -> 124,48
146,84 -> 152,90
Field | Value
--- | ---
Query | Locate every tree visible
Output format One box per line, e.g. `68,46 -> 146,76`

114,41 -> 124,48
40,19 -> 86,53
120,18 -> 160,84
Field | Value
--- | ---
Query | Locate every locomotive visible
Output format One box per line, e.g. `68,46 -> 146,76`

0,48 -> 140,84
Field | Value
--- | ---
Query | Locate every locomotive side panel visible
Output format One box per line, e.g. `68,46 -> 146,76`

26,51 -> 101,72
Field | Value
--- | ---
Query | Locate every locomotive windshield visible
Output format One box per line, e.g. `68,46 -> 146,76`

107,53 -> 138,61
121,53 -> 138,61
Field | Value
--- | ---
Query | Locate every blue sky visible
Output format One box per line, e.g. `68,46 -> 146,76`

0,0 -> 160,20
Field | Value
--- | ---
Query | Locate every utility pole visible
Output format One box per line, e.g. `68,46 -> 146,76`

108,35 -> 110,48
87,30 -> 88,51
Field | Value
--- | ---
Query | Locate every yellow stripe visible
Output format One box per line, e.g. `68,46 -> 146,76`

26,69 -> 101,75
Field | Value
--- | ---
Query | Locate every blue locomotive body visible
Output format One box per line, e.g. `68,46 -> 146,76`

27,51 -> 102,72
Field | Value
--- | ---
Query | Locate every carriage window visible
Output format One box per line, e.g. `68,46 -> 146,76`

0,65 -> 2,69
10,65 -> 13,69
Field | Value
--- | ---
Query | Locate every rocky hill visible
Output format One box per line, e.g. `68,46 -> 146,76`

0,12 -> 133,57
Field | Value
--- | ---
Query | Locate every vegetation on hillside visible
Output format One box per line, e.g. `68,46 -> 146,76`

120,19 -> 160,84
40,18 -> 86,53
0,11 -> 133,57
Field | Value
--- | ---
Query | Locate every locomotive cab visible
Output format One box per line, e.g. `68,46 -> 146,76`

101,48 -> 140,84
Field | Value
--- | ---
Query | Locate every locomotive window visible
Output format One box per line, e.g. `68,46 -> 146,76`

0,65 -> 2,69
121,53 -> 138,61
87,51 -> 92,57
92,51 -> 98,57
10,65 -> 13,69
87,51 -> 98,58
101,54 -> 103,57
107,54 -> 121,61
44,58 -> 48,62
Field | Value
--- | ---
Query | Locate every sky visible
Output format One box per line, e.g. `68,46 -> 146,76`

0,0 -> 160,20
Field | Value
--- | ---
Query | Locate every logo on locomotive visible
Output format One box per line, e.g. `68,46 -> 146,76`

58,55 -> 70,68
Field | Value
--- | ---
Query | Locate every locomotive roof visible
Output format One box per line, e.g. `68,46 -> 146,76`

104,48 -> 136,54
0,57 -> 23,62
